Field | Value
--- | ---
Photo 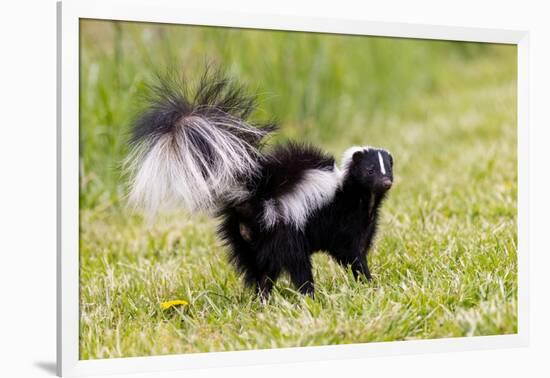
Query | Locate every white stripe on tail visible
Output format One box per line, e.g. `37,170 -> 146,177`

126,115 -> 263,218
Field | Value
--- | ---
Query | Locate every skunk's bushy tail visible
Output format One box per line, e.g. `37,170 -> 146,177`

125,69 -> 276,218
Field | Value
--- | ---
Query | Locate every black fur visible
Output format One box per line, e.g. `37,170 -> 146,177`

217,143 -> 338,295
307,148 -> 394,283
129,70 -> 394,297
254,142 -> 336,202
218,147 -> 393,297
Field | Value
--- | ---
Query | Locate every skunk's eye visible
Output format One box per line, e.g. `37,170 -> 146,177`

368,168 -> 375,175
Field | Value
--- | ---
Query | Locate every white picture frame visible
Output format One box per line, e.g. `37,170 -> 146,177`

57,1 -> 530,376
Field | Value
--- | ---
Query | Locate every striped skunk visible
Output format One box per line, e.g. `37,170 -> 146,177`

126,70 -> 393,297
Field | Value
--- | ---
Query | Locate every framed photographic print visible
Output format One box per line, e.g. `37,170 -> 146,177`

57,0 -> 529,376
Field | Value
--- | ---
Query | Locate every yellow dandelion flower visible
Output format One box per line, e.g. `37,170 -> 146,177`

160,299 -> 188,310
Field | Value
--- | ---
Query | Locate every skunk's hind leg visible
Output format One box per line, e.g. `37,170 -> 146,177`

218,209 -> 261,290
255,266 -> 282,299
226,241 -> 280,298
284,231 -> 314,295
255,257 -> 313,298
257,227 -> 314,296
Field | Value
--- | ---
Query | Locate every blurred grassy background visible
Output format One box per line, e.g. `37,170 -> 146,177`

79,19 -> 517,359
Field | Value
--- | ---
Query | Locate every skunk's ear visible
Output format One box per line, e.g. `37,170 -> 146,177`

352,151 -> 363,164
389,153 -> 393,167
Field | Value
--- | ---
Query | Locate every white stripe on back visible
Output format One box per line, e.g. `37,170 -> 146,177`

261,167 -> 340,230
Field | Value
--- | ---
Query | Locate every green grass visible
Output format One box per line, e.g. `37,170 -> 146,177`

79,19 -> 517,359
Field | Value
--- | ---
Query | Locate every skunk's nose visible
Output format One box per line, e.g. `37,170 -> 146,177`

382,178 -> 393,189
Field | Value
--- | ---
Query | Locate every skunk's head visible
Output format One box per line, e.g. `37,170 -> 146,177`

342,146 -> 394,195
